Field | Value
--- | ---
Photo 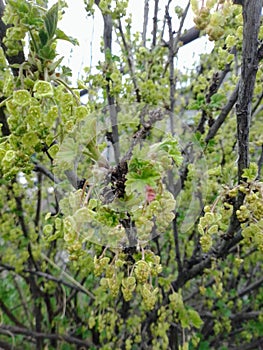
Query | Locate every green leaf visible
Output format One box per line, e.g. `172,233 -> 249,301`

198,341 -> 210,350
55,138 -> 78,168
38,45 -> 57,60
47,56 -> 64,72
45,3 -> 59,39
126,158 -> 161,194
155,134 -> 183,166
56,29 -> 79,46
210,93 -> 225,108
242,162 -> 258,181
39,29 -> 49,47
188,309 -> 204,329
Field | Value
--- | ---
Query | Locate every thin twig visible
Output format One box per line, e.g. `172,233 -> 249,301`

0,299 -> 26,329
0,324 -> 93,347
165,3 -> 176,134
117,19 -> 141,102
34,172 -> 42,233
121,108 -> 165,163
205,82 -> 239,142
172,215 -> 183,274
41,253 -> 95,299
152,0 -> 159,47
142,0 -> 149,47
103,12 -> 120,163
163,1 -> 190,76
257,145 -> 263,180
34,162 -> 60,184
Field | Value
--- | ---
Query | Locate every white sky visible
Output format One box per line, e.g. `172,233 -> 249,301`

49,0 -> 214,84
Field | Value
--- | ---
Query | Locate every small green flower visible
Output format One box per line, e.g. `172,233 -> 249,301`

13,90 -> 31,106
33,81 -> 54,98
75,105 -> 89,121
43,224 -> 53,236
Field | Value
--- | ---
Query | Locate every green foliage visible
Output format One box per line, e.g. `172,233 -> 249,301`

0,0 -> 262,349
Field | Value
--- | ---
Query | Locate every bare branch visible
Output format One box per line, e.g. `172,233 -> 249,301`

235,276 -> 263,299
0,324 -> 93,347
165,3 -> 176,134
0,340 -> 13,350
172,215 -> 183,274
172,1 -> 190,54
0,262 -> 94,298
163,1 -> 190,76
0,298 -> 25,328
230,338 -> 263,350
172,230 -> 243,291
196,63 -> 232,134
103,12 -> 120,163
142,0 -> 149,47
34,173 -> 42,232
152,0 -> 159,47
236,0 -> 262,181
33,162 -> 60,184
121,108 -> 166,163
251,90 -> 263,117
179,26 -> 200,45
257,145 -> 263,180
117,19 -> 141,102
205,82 -> 239,142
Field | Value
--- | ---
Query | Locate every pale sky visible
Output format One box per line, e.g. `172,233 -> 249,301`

48,0 -> 214,84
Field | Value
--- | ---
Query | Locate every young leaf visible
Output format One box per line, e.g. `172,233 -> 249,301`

188,309 -> 204,329
44,3 -> 59,39
39,29 -> 49,47
56,29 -> 79,46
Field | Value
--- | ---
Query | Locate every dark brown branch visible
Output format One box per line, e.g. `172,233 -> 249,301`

222,0 -> 263,241
172,1 -> 190,54
121,108 -> 165,163
14,195 -> 29,239
117,19 -> 141,102
163,1 -> 190,76
0,324 -> 93,347
34,172 -> 42,232
166,3 -> 175,134
231,338 -> 263,350
102,12 -> 120,163
142,0 -> 149,47
0,340 -> 13,349
236,0 -> 262,181
231,311 -> 261,323
152,0 -> 159,47
34,162 -> 60,184
12,276 -> 33,329
172,215 -> 183,274
172,230 -> 243,291
196,63 -> 232,134
161,27 -> 201,48
235,276 -> 263,299
0,262 -> 94,298
205,82 -> 239,142
0,298 -> 25,328
251,90 -> 263,117
179,26 -> 200,46
257,144 -> 263,180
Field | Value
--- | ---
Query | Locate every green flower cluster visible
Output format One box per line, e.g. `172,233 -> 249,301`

191,0 -> 242,42
92,250 -> 162,309
198,207 -> 221,252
